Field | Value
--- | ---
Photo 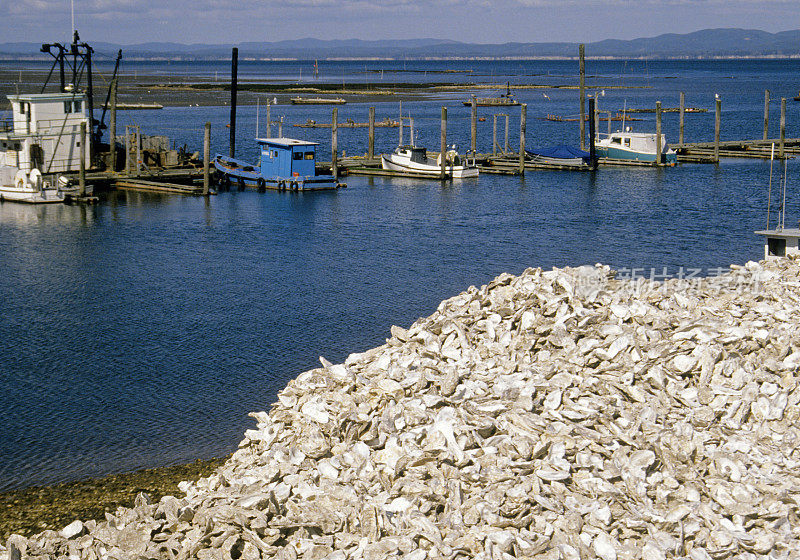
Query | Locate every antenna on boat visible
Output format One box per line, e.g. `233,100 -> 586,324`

256,97 -> 260,138
71,0 -> 75,41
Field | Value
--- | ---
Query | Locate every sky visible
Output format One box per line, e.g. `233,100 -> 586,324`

3,0 -> 798,45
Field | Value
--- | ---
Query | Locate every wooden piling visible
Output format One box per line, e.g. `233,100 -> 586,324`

594,94 -> 600,144
588,98 -> 597,170
655,101 -> 662,166
714,97 -> 721,162
332,108 -> 338,179
471,96 -> 477,156
79,121 -> 86,196
505,115 -> 509,153
492,116 -> 497,156
229,47 -> 238,158
780,97 -> 786,159
679,92 -> 685,146
518,104 -> 527,175
579,44 -> 586,150
763,90 -> 770,141
368,107 -> 375,159
203,122 -> 211,196
109,78 -> 117,172
441,107 -> 447,181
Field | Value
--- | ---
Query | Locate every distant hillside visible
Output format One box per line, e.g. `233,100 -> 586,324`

1,29 -> 799,60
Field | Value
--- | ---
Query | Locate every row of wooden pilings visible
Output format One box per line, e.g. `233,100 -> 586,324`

577,43 -> 794,164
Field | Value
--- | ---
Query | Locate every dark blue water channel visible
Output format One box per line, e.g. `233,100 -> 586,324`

0,59 -> 798,491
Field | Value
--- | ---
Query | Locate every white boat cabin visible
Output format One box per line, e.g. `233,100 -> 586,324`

0,92 -> 91,174
755,228 -> 800,260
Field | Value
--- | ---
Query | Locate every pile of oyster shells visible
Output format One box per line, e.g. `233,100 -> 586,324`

6,257 -> 800,560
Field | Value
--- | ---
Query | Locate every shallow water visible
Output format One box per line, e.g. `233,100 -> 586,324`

0,58 -> 797,491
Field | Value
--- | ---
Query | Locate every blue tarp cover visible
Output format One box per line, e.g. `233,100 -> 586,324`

527,145 -> 591,159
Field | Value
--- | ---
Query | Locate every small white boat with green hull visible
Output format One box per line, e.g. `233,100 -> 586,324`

594,129 -> 677,165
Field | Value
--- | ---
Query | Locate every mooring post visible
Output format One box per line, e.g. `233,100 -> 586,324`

332,107 -> 338,179
79,121 -> 86,197
579,44 -> 586,150
492,115 -> 497,156
266,101 -> 271,138
588,98 -> 597,170
109,78 -> 117,172
763,90 -> 770,141
679,92 -> 685,146
229,47 -> 238,158
505,115 -> 509,153
471,96 -> 477,156
714,97 -> 721,162
518,104 -> 527,175
368,107 -> 375,160
441,106 -> 447,181
203,122 -> 211,196
780,97 -> 786,159
655,101 -> 663,166
593,93 -> 600,144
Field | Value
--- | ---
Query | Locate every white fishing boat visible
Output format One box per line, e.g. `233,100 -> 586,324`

594,129 -> 677,164
0,166 -> 65,203
381,146 -> 479,178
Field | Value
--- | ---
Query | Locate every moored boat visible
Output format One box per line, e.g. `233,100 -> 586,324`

463,83 -> 520,107
381,146 -> 479,178
594,129 -> 677,165
214,137 -> 344,192
526,145 -> 591,167
290,97 -> 346,105
0,166 -> 65,204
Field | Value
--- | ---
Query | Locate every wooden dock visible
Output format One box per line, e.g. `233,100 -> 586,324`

114,178 -> 207,195
677,138 -> 800,160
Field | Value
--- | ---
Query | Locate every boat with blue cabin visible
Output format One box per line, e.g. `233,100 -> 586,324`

594,129 -> 677,165
214,138 -> 345,191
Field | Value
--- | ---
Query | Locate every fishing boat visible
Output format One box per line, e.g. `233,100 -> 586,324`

794,90 -> 800,102
463,83 -> 520,107
0,166 -> 65,203
526,145 -> 591,167
381,146 -> 479,178
214,137 -> 344,192
594,129 -> 677,164
290,97 -> 346,105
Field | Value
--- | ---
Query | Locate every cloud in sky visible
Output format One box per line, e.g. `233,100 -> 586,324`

3,0 -> 798,45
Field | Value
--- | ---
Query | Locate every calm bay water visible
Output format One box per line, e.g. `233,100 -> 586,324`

0,59 -> 798,491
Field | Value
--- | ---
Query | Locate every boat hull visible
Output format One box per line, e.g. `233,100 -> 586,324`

595,145 -> 677,164
0,186 -> 65,204
214,155 -> 342,191
381,155 -> 479,178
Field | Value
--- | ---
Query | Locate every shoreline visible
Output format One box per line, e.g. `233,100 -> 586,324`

0,456 -> 228,541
